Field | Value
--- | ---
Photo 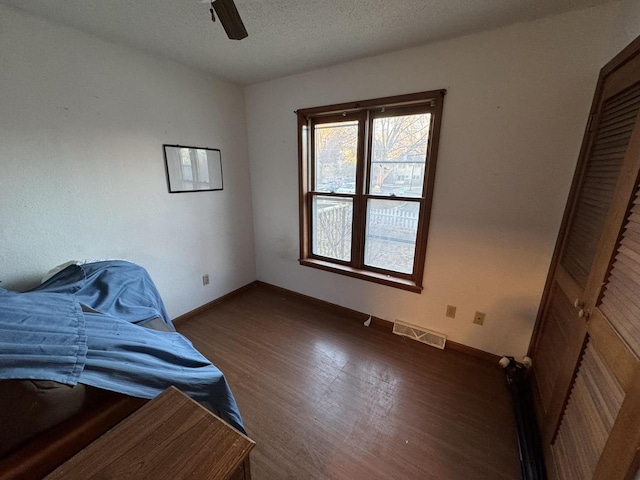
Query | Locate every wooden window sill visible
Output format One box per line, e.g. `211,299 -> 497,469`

299,258 -> 423,293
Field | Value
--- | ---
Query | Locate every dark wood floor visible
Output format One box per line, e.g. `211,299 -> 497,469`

177,284 -> 520,480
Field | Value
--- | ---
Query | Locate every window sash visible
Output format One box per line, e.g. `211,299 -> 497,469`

366,106 -> 434,199
309,192 -> 355,266
363,198 -> 421,277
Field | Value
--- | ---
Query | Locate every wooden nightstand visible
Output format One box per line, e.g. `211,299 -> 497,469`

45,386 -> 254,480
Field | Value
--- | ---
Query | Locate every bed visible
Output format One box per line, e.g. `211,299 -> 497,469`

0,260 -> 244,471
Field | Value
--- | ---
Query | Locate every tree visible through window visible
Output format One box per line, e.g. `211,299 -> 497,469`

297,91 -> 445,292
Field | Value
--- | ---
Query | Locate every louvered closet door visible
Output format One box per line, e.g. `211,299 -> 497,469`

550,173 -> 640,480
551,341 -> 625,480
531,54 -> 640,443
581,175 -> 640,479
529,36 -> 640,478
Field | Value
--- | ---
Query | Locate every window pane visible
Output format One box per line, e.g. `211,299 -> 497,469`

196,150 -> 210,185
302,124 -> 308,178
312,196 -> 353,261
364,199 -> 419,274
370,113 -> 431,197
314,121 -> 358,194
179,148 -> 194,189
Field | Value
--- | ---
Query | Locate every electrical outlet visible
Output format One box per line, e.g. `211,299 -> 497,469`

202,274 -> 210,286
473,311 -> 485,325
446,305 -> 456,318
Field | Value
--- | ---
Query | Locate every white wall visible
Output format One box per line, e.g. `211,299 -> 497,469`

0,4 -> 255,318
611,0 -> 640,52
245,4 -> 619,357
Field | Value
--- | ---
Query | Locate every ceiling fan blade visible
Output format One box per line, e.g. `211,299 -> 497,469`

212,0 -> 248,40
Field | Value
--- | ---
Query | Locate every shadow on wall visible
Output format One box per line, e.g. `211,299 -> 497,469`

1,275 -> 45,292
484,294 -> 540,357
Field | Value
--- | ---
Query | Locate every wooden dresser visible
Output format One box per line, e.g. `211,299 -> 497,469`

45,386 -> 254,480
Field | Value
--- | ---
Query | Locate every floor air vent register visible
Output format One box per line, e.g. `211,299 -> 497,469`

392,320 -> 447,349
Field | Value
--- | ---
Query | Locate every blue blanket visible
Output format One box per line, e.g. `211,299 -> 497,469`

0,261 -> 244,433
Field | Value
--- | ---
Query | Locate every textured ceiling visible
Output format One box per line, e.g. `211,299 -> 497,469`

1,0 -> 613,84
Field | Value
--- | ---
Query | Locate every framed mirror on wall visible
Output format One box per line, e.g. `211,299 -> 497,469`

163,144 -> 223,193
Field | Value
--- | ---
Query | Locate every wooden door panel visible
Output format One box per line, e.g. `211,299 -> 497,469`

554,266 -> 582,306
533,80 -> 640,443
588,175 -> 640,479
541,317 -> 587,446
592,368 -> 640,480
561,173 -> 640,480
532,284 -> 581,423
551,117 -> 640,480
559,81 -> 640,290
588,309 -> 637,391
550,340 -> 625,480
584,107 -> 640,304
598,184 -> 640,358
602,50 -> 640,100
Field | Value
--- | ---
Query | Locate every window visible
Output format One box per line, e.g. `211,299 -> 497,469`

297,90 -> 445,292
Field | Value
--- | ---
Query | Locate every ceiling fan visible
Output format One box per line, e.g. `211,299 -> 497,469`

209,0 -> 248,40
